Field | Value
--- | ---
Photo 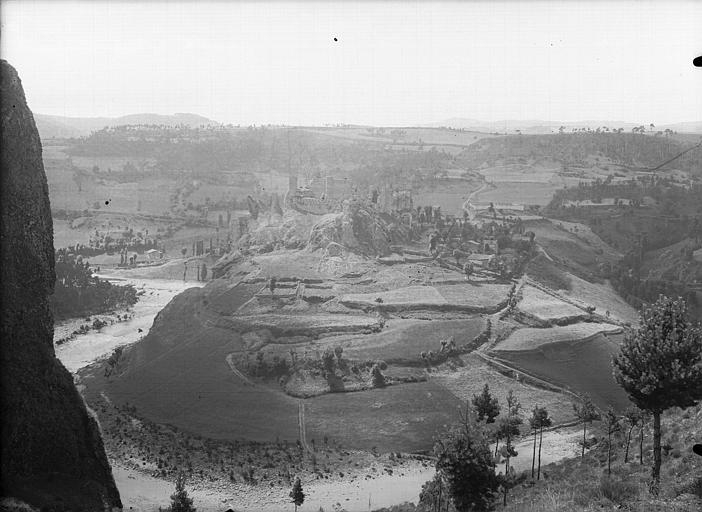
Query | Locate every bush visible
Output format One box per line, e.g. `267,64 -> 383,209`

598,475 -> 639,505
371,364 -> 386,388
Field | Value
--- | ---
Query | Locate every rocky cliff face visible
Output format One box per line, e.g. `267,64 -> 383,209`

308,201 -> 410,256
1,60 -> 122,510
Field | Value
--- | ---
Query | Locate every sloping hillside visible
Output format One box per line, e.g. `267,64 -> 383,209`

457,132 -> 702,176
35,112 -> 218,139
503,404 -> 702,512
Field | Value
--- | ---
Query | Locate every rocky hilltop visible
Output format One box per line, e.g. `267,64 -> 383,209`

0,60 -> 121,510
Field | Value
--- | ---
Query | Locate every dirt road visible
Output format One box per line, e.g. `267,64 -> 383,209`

225,353 -> 255,386
298,400 -> 312,453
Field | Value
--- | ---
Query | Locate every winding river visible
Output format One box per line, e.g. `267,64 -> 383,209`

55,276 -> 204,374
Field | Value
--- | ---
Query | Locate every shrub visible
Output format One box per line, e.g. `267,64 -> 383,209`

598,475 -> 639,505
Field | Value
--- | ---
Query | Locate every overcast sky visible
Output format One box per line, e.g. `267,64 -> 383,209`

2,0 -> 701,126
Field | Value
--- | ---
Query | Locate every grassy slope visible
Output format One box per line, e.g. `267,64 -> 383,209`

85,283 -> 302,443
504,404 -> 702,512
496,333 -> 631,411
305,380 -> 461,453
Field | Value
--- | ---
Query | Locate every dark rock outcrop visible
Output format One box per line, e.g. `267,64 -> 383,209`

308,202 -> 410,257
1,60 -> 122,510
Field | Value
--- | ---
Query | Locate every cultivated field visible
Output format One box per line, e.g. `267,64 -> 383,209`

477,162 -> 559,183
517,285 -> 587,323
431,353 -> 579,424
225,313 -> 383,338
304,127 -> 495,147
562,272 -> 639,324
305,380 -> 461,452
340,283 -> 511,312
491,323 -> 623,352
494,333 -> 631,411
327,317 -> 486,364
413,180 -> 480,216
473,181 -> 561,206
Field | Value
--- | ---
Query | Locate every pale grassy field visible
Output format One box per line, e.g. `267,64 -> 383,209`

562,273 -> 639,324
474,181 -> 561,206
517,285 -> 586,322
478,162 -> 559,183
413,180 -> 478,215
431,353 -> 578,424
491,323 -> 623,352
339,282 -> 511,311
304,127 -> 495,147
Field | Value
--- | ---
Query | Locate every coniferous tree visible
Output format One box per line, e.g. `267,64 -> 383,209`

638,410 -> 651,465
434,408 -> 499,512
622,407 -> 643,463
472,383 -> 501,424
418,473 -> 456,512
167,473 -> 196,512
573,396 -> 600,458
496,390 -> 521,506
604,407 -> 621,476
529,407 -> 539,479
535,407 -> 552,480
613,295 -> 702,493
290,476 -> 305,512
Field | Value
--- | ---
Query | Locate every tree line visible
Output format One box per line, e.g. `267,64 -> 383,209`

51,252 -> 137,320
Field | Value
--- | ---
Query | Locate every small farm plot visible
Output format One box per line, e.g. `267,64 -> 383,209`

340,286 -> 445,310
474,181 -> 560,206
339,283 -> 510,312
432,353 -> 578,424
495,333 -> 632,412
333,317 -> 486,364
413,180 -> 481,216
477,163 -> 557,183
517,285 -> 587,323
491,323 -> 623,353
562,273 -> 639,325
435,283 -> 512,311
227,313 -> 383,339
305,380 -> 461,452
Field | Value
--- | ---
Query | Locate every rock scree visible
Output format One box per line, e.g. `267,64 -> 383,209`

0,60 -> 122,510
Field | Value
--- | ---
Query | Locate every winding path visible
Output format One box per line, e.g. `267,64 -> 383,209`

461,180 -> 491,216
298,400 -> 313,453
225,353 -> 255,386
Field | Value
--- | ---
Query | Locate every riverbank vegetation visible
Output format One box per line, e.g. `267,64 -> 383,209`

51,251 -> 137,320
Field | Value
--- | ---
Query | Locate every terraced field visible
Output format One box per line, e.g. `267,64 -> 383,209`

517,285 -> 587,323
330,317 -> 486,364
491,323 -> 623,352
340,283 -> 511,312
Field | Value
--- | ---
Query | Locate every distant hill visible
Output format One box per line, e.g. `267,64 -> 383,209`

35,112 -> 219,139
427,118 -> 702,135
